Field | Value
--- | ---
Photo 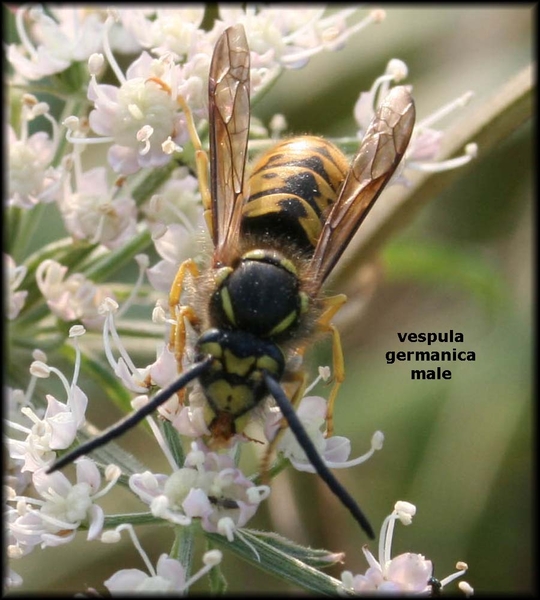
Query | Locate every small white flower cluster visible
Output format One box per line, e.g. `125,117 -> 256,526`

129,441 -> 271,539
7,93 -> 63,209
36,259 -> 116,328
5,328 -> 120,584
340,501 -> 474,595
354,59 -> 478,186
7,330 -> 88,475
101,524 -> 222,594
6,254 -> 28,320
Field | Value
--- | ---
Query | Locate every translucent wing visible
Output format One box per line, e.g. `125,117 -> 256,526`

306,86 -> 415,291
208,25 -> 250,265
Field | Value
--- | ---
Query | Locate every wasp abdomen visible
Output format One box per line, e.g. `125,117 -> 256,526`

242,136 -> 349,253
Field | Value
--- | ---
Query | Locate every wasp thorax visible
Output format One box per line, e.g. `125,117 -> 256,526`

209,251 -> 303,340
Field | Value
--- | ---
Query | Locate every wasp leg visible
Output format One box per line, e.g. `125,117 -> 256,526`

262,292 -> 347,478
176,95 -> 213,238
316,293 -> 348,438
169,259 -> 201,374
143,78 -> 213,235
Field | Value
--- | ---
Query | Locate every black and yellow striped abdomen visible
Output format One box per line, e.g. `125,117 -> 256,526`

241,136 -> 349,254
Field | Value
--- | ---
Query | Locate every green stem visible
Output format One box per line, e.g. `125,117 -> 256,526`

103,512 -> 164,528
170,523 -> 196,580
82,229 -> 152,282
250,455 -> 290,486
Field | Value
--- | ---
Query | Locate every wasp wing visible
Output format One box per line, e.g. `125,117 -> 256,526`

208,25 -> 250,265
306,86 -> 415,291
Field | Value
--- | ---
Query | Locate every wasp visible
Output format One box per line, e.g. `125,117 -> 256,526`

49,25 -> 415,540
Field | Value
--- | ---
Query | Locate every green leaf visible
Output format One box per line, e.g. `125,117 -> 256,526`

205,529 -> 348,595
161,420 -> 186,469
242,529 -> 345,569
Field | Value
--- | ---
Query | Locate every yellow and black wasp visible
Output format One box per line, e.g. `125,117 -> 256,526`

50,25 -> 415,540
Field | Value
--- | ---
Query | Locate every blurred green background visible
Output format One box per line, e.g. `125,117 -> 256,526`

8,6 -> 532,595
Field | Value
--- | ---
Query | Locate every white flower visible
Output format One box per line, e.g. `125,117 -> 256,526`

406,92 -> 478,175
5,254 -> 28,320
7,124 -> 62,209
98,298 -> 173,394
218,7 -> 384,70
6,329 -> 89,475
5,388 -> 33,494
7,388 -> 87,473
87,44 -> 186,175
59,165 -> 137,249
105,553 -> 188,594
144,168 -> 208,293
353,63 -> 477,183
7,6 -> 104,81
266,395 -> 383,472
8,458 -> 118,551
169,398 -> 212,440
147,219 -> 202,292
341,501 -> 472,594
36,259 -> 113,328
129,442 -> 269,534
102,523 -> 222,594
124,8 -> 207,58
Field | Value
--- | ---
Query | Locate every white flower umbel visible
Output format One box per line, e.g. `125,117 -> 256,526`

36,259 -> 113,329
7,5 -> 104,80
340,501 -> 472,594
218,7 -> 385,70
353,62 -> 477,184
6,331 -> 89,473
7,458 -> 120,552
7,95 -> 64,208
129,441 -> 270,535
66,14 -> 188,176
102,523 -> 222,594
6,254 -> 28,320
58,145 -> 137,250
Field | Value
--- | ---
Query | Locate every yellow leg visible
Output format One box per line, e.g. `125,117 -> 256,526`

145,79 -> 213,238
316,294 -> 348,437
176,96 -> 213,240
261,293 -> 347,481
169,259 -> 200,368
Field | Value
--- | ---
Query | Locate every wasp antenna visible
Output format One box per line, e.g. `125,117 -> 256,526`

263,372 -> 375,539
47,358 -> 213,474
